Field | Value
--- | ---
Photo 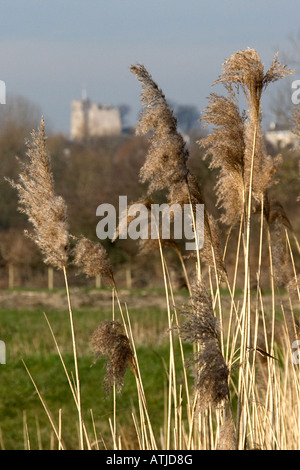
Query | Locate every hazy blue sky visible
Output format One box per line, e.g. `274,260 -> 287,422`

0,0 -> 299,134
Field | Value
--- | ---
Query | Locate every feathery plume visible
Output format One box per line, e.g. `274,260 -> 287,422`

131,64 -> 226,275
287,274 -> 300,298
7,118 -> 69,270
179,282 -> 229,410
167,173 -> 204,208
215,48 -> 293,203
200,90 -> 245,174
72,237 -> 113,284
91,321 -> 135,394
216,48 -> 293,118
200,89 -> 245,226
264,197 -> 293,231
217,412 -> 236,450
130,64 -> 189,194
269,218 -> 291,287
264,196 -> 294,287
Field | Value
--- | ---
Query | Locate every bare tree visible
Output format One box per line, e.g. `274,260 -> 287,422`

0,94 -> 41,134
118,103 -> 131,129
172,103 -> 201,134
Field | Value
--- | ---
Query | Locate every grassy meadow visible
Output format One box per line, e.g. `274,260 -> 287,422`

0,288 -> 191,450
0,284 -> 298,450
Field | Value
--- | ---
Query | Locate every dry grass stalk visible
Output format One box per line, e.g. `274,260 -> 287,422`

202,214 -> 226,277
22,360 -> 65,450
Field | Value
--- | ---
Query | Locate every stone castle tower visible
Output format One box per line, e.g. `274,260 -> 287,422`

70,90 -> 122,140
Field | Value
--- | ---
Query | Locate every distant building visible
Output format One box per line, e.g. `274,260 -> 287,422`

70,92 -> 122,140
264,122 -> 298,151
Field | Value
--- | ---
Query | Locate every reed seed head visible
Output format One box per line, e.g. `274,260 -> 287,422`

8,117 -> 69,270
216,48 -> 293,118
131,64 -> 189,194
269,218 -> 292,287
180,282 -> 229,410
265,197 -> 293,231
202,49 -> 292,219
91,320 -> 134,394
217,412 -> 236,450
200,90 -> 245,226
72,237 -> 113,284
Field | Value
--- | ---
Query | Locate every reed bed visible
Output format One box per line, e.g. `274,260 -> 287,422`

7,48 -> 300,450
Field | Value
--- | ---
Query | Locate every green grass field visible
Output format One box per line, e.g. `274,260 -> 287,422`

1,284 -> 298,450
0,290 -> 193,450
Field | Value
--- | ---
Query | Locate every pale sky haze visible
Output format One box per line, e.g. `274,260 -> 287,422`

0,0 -> 299,134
